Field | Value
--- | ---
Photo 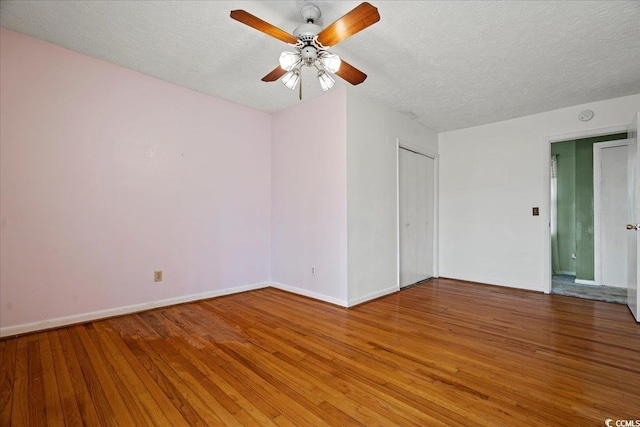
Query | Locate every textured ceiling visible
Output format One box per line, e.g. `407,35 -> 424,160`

1,1 -> 639,132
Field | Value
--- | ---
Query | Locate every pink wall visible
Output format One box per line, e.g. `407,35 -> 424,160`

271,88 -> 348,305
0,29 -> 272,333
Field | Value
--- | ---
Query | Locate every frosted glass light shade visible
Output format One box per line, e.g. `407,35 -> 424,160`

279,51 -> 300,71
317,70 -> 335,91
282,70 -> 300,90
319,53 -> 341,73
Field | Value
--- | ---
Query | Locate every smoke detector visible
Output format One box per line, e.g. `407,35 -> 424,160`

578,110 -> 594,122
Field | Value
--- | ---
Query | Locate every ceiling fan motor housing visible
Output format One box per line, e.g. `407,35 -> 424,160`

293,20 -> 322,66
293,23 -> 321,40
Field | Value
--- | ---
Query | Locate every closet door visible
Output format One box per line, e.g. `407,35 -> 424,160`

416,153 -> 435,280
399,148 -> 434,288
399,148 -> 417,287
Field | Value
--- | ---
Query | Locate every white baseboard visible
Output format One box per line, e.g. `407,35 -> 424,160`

0,281 -> 420,337
438,273 -> 544,292
0,282 -> 270,338
348,285 -> 398,307
269,282 -> 348,307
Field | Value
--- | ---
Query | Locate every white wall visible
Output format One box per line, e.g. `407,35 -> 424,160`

0,29 -> 272,336
271,88 -> 439,307
271,88 -> 349,305
346,89 -> 438,305
438,94 -> 640,292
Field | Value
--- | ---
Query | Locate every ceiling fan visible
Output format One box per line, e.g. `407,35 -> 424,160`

230,2 -> 380,96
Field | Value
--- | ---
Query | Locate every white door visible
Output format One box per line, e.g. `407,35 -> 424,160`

627,113 -> 639,321
399,148 -> 434,288
594,141 -> 629,288
416,153 -> 435,281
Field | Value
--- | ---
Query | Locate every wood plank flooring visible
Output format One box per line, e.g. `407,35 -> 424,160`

2,278 -> 639,426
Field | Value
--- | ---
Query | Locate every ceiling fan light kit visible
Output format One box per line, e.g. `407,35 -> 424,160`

319,53 -> 341,74
282,69 -> 301,90
279,51 -> 300,71
230,2 -> 380,95
318,69 -> 335,91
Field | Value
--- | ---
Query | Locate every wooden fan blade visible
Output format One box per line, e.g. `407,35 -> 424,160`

230,10 -> 298,44
316,2 -> 380,47
262,66 -> 287,82
335,59 -> 367,85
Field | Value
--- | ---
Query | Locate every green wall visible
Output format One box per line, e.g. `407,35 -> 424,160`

551,141 -> 576,274
551,132 -> 627,281
575,140 -> 594,281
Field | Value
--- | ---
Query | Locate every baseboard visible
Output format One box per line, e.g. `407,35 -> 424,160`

347,285 -> 399,307
0,282 -> 270,338
269,282 -> 348,307
438,273 -> 543,292
574,279 -> 596,286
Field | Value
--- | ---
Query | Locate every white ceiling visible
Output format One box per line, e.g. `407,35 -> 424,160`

1,1 -> 639,132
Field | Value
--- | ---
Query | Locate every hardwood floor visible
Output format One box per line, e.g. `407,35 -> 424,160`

1,278 -> 639,426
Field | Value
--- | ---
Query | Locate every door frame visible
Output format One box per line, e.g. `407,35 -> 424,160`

593,139 -> 630,288
542,124 -> 629,294
396,139 -> 439,289
626,113 -> 639,321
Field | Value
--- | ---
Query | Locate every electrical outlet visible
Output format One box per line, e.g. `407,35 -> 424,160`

311,266 -> 316,276
154,270 -> 163,282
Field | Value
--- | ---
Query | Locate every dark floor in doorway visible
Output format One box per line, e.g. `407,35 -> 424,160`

401,277 -> 434,290
551,275 -> 627,304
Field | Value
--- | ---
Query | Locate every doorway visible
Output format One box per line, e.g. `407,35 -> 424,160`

399,146 -> 435,288
549,132 -> 628,303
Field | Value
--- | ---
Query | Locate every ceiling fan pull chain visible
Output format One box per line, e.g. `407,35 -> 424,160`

299,75 -> 303,100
